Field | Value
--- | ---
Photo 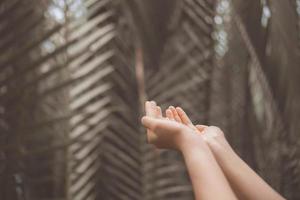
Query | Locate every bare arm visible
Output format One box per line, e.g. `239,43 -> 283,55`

142,101 -> 237,200
180,135 -> 237,200
172,106 -> 286,200
207,134 -> 285,200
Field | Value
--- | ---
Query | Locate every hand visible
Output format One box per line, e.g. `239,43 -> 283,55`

167,107 -> 286,200
143,102 -> 238,200
142,101 -> 206,151
165,106 -> 234,154
144,101 -> 162,144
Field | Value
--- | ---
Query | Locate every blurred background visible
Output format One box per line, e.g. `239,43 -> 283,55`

0,0 -> 300,199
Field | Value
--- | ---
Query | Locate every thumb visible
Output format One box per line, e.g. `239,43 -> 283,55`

141,116 -> 158,143
141,116 -> 158,130
141,116 -> 181,133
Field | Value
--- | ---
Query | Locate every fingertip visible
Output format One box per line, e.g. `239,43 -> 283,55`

165,109 -> 173,120
156,106 -> 162,118
169,106 -> 180,122
176,107 -> 185,117
141,116 -> 154,128
141,115 -> 151,123
165,108 -> 171,116
176,107 -> 183,113
175,107 -> 185,115
169,106 -> 176,112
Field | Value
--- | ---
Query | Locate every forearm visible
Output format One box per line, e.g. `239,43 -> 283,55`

181,142 -> 237,200
212,146 -> 285,200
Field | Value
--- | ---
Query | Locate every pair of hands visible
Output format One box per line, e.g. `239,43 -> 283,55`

141,101 -> 232,154
141,101 -> 286,200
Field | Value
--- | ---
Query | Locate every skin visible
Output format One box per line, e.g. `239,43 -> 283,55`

164,105 -> 286,200
142,101 -> 237,200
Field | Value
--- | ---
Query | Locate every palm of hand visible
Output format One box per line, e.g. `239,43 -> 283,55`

166,106 -> 233,153
143,101 -> 232,152
143,101 -> 201,150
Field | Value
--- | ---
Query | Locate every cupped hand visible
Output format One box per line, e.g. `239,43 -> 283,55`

142,101 -> 205,151
165,106 -> 234,154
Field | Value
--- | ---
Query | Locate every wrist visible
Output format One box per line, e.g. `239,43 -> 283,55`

178,130 -> 211,155
206,137 -> 236,160
211,143 -> 241,172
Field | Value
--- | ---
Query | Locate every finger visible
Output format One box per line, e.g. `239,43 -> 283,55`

151,101 -> 156,107
145,101 -> 150,115
155,106 -> 163,118
141,116 -> 157,130
195,124 -> 208,133
146,101 -> 157,118
151,101 -> 158,118
176,107 -> 193,126
141,116 -> 180,133
145,101 -> 153,117
145,101 -> 156,135
150,101 -> 157,112
165,109 -> 175,121
169,106 -> 182,123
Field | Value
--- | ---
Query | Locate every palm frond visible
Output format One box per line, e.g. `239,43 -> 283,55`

1,0 -> 300,199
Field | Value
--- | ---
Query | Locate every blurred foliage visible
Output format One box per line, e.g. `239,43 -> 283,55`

0,0 -> 299,200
